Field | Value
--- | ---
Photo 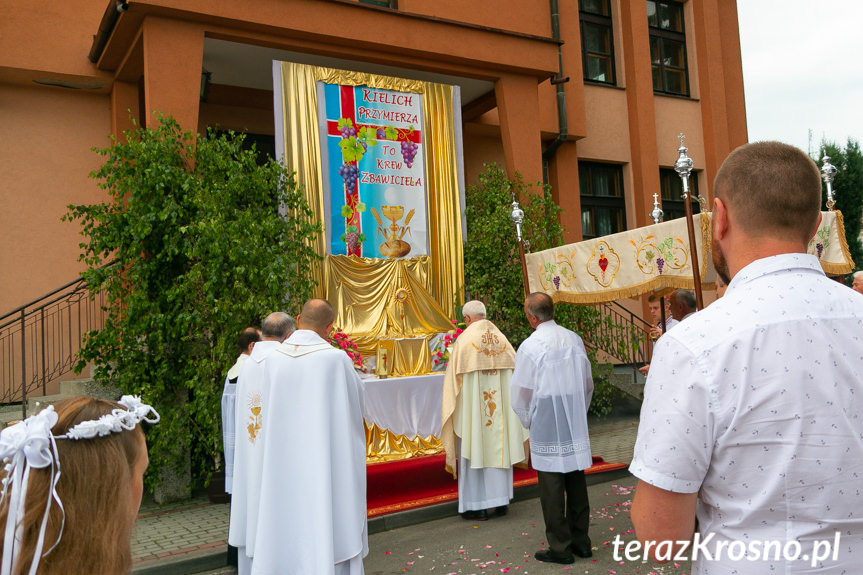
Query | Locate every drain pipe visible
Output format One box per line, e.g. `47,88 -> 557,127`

542,0 -> 569,186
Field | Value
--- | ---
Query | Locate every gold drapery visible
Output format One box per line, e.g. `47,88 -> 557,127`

377,338 -> 433,377
280,62 -> 327,291
278,63 -> 464,316
422,82 -> 465,316
323,255 -> 454,337
365,421 -> 442,463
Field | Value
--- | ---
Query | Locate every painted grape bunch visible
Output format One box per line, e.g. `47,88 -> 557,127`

656,257 -> 665,275
401,140 -> 418,167
816,243 -> 824,258
552,276 -> 561,290
345,231 -> 360,251
338,163 -> 359,192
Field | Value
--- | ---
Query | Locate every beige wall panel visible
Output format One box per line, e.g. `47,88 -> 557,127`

0,86 -> 110,311
575,85 -> 631,163
653,96 -> 706,189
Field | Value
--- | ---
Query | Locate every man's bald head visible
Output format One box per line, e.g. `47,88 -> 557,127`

297,299 -> 335,338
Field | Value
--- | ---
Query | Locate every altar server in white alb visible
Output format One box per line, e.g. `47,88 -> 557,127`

228,311 -> 295,575
252,299 -> 367,575
221,326 -> 260,494
511,292 -> 594,565
441,300 -> 529,520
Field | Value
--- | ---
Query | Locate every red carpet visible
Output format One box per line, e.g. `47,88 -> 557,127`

367,454 -> 627,517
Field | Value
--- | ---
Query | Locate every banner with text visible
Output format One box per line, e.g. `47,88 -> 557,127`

320,83 -> 427,258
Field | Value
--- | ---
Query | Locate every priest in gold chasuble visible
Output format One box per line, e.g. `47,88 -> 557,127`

441,301 -> 529,519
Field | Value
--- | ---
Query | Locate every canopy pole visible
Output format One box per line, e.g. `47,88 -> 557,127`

674,134 -> 704,310
510,200 -> 530,298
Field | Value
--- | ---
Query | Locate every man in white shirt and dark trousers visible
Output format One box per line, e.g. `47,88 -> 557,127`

631,141 -> 863,573
511,292 -> 594,565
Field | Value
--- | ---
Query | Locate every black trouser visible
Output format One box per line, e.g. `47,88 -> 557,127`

537,469 -> 591,557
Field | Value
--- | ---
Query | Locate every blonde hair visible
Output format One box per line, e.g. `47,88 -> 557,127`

0,398 -> 145,575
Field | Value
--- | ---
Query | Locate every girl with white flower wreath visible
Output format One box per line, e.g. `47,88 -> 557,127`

0,396 -> 159,575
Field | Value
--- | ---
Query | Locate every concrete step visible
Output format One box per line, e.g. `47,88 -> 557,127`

0,404 -> 26,428
60,377 -> 122,400
607,367 -> 644,400
26,393 -> 75,414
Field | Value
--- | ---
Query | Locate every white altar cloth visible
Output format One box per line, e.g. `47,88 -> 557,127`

363,374 -> 444,438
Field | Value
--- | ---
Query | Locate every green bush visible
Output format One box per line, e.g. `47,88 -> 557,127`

64,116 -> 321,490
463,164 -> 629,417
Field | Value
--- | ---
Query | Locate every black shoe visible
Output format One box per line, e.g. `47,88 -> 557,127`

573,549 -> 593,558
534,550 -> 575,564
461,509 -> 489,521
495,505 -> 509,517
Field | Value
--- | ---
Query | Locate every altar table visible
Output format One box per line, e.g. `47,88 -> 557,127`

363,373 -> 444,462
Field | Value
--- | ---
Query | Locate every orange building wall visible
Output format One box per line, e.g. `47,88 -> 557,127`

0,0 -> 748,320
462,128 -> 506,192
0,86 -> 110,310
0,1 -> 108,78
398,0 -> 551,38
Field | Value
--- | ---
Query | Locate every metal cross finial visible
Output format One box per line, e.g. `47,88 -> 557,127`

678,133 -> 686,147
674,134 -> 694,195
510,200 -> 525,241
650,193 -> 664,224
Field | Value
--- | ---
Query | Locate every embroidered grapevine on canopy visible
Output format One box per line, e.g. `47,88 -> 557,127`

328,327 -> 367,372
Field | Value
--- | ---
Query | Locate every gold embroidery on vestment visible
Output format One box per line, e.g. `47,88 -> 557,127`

471,328 -> 507,357
482,389 -> 497,427
247,392 -> 262,443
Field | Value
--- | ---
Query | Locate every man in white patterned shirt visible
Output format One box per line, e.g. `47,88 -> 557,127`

630,141 -> 863,573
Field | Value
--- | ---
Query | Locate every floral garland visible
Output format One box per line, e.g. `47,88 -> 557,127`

432,321 -> 466,367
329,328 -> 367,372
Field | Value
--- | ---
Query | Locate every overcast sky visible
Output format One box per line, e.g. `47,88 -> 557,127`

737,0 -> 863,156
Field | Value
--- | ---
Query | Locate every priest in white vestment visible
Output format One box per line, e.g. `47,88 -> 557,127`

228,312 -> 294,575
243,299 -> 367,575
222,326 -> 261,494
441,300 -> 529,521
511,292 -> 594,565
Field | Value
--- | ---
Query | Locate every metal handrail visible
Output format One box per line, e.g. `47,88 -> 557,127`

579,300 -> 654,367
0,266 -> 112,417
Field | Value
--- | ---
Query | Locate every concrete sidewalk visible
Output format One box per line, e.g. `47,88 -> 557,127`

132,412 -> 642,575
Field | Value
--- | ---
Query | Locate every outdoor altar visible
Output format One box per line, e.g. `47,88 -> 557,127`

273,62 -> 468,460
274,61 -> 465,378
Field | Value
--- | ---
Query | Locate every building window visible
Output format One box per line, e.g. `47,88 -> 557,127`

659,168 -> 699,221
579,0 -> 616,85
647,0 -> 689,96
580,162 -> 626,239
359,0 -> 397,7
